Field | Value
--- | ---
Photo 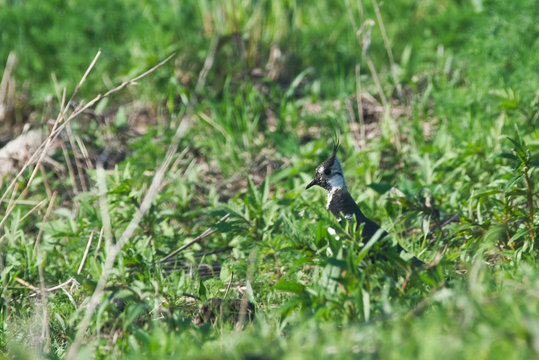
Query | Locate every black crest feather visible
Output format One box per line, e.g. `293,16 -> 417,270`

332,138 -> 340,157
321,139 -> 340,169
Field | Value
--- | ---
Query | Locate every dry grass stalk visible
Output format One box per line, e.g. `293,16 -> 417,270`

224,271 -> 234,300
94,226 -> 104,259
238,248 -> 257,331
344,1 -> 387,106
60,141 -> 79,194
344,0 -> 405,151
19,199 -> 47,223
344,97 -> 362,151
355,64 -> 367,147
14,276 -> 75,295
96,155 -> 113,254
65,123 -> 89,192
160,213 -> 231,263
0,234 -> 10,321
0,52 -> 17,122
39,164 -> 53,200
36,191 -> 57,353
77,232 -> 94,275
372,0 -> 403,98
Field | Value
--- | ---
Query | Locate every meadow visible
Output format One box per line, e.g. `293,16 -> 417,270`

0,0 -> 538,358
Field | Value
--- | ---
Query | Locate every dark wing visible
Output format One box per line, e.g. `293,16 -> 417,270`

327,189 -> 424,267
327,189 -> 384,240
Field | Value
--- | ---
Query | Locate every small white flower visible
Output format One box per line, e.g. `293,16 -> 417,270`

327,227 -> 340,241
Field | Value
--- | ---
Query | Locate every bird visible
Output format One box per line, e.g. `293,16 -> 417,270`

305,142 -> 424,267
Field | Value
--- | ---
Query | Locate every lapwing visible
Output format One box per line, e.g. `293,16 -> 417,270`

306,142 -> 424,267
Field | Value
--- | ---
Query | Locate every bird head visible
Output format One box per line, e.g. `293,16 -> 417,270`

305,142 -> 346,191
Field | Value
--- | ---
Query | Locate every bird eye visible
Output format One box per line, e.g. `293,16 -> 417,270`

324,168 -> 331,175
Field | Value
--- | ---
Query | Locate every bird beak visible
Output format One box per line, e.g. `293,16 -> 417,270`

305,178 -> 317,190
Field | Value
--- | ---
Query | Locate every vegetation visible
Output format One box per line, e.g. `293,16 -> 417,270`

0,0 -> 538,359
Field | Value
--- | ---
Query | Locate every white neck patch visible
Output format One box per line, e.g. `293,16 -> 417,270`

326,181 -> 348,210
326,187 -> 339,209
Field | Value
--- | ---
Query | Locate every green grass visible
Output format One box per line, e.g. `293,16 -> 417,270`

0,0 -> 538,359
